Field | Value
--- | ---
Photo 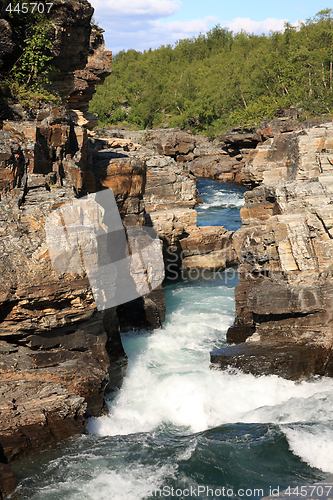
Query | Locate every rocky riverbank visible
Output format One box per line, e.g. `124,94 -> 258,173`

211,118 -> 333,379
88,120 -> 333,382
90,126 -> 238,276
0,4 -> 238,496
1,2 -> 115,496
3,1 -> 333,494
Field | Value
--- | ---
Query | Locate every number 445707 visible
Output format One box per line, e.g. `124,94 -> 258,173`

6,3 -> 53,14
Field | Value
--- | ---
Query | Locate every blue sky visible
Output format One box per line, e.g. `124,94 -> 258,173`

89,0 -> 331,54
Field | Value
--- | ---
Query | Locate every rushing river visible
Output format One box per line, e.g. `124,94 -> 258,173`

12,179 -> 333,499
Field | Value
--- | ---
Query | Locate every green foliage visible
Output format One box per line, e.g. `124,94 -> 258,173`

1,6 -> 60,106
2,80 -> 60,108
11,19 -> 55,88
90,9 -> 333,134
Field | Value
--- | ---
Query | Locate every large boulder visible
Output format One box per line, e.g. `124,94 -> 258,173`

146,128 -> 196,163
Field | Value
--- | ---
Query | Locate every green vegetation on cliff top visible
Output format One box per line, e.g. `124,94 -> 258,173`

90,9 -> 333,136
0,2 -> 60,108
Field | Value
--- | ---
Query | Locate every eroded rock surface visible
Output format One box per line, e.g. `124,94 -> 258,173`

92,129 -> 237,278
0,2 -> 165,492
0,464 -> 16,500
189,119 -> 314,184
145,128 -> 196,164
211,121 -> 333,378
67,25 -> 112,129
188,129 -> 263,183
0,116 -> 122,454
180,226 -> 237,273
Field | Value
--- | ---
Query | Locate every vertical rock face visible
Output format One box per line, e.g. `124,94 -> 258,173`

0,2 -> 142,490
89,147 -> 166,332
67,25 -> 112,129
188,120 -> 302,184
1,111 -> 91,193
89,131 -> 199,275
0,464 -> 16,500
46,0 -> 95,96
212,121 -> 333,378
0,115 -> 118,466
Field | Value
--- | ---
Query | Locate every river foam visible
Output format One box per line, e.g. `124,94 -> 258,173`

88,275 -> 333,475
13,179 -> 333,500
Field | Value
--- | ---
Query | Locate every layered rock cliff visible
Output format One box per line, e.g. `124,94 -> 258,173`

91,127 -> 237,277
211,120 -> 333,379
188,117 -> 302,185
0,2 -> 165,496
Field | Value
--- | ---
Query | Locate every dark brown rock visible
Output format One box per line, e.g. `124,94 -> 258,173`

210,342 -> 333,379
0,0 -> 94,99
0,377 -> 87,463
91,151 -> 146,216
186,132 -> 259,184
0,463 -> 16,500
220,127 -> 262,151
190,154 -> 244,183
0,19 -> 14,69
67,27 -> 112,113
226,325 -> 255,344
247,282 -> 324,316
146,128 -> 196,163
48,0 -> 94,97
0,111 -> 92,194
117,285 -> 166,333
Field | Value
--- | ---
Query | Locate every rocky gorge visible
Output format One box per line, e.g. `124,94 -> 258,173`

0,2 -> 238,496
106,118 -> 333,381
211,118 -> 333,379
2,0 -> 333,496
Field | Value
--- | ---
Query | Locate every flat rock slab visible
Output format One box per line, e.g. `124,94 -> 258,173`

210,342 -> 333,380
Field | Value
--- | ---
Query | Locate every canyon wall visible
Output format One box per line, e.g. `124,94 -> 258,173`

92,127 -> 237,277
188,116 -> 301,184
211,120 -> 333,378
0,2 -> 162,496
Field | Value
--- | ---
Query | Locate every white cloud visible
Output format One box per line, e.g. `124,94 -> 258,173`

292,19 -> 306,30
90,0 -> 181,19
89,1 -> 290,54
161,16 -> 219,34
223,17 -> 288,34
98,16 -> 219,53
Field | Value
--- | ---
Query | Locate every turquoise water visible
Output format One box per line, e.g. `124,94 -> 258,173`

196,180 -> 247,231
12,180 -> 333,499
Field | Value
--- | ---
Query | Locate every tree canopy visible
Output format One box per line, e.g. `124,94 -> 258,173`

90,9 -> 333,136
